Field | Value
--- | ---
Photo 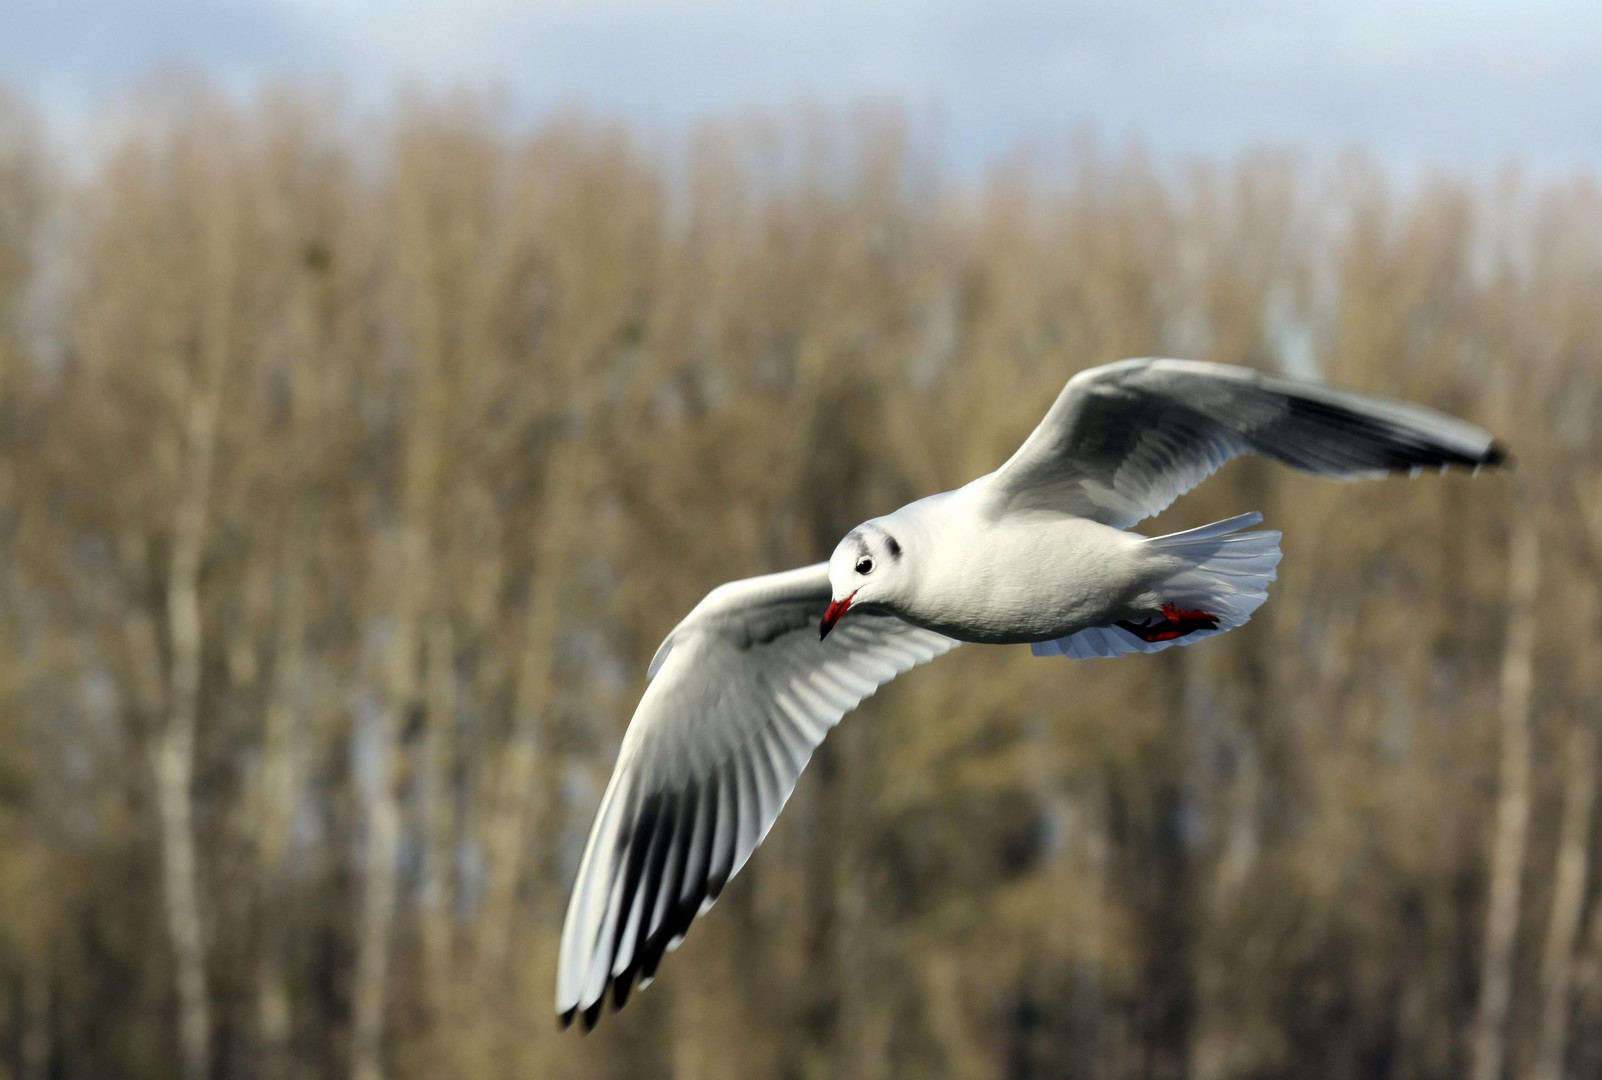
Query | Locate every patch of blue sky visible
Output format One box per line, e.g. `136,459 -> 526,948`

2,0 -> 1598,173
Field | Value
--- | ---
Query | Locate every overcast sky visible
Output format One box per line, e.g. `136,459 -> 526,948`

5,0 -> 1601,173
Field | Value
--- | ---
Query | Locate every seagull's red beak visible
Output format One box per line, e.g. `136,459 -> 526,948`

819,592 -> 856,639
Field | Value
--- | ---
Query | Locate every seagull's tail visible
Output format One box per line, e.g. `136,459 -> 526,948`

1033,512 -> 1282,659
1147,510 -> 1283,625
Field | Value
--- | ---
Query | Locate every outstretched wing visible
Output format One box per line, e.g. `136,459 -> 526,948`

555,563 -> 958,1030
978,358 -> 1508,527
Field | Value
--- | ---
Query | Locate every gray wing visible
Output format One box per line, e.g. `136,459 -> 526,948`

555,563 -> 958,1030
978,358 -> 1508,527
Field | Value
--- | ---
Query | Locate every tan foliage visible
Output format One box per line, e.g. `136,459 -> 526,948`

0,86 -> 1597,1080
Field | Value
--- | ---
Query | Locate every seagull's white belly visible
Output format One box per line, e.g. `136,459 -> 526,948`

904,514 -> 1164,645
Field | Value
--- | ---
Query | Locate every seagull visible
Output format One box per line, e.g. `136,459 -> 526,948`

555,357 -> 1507,1030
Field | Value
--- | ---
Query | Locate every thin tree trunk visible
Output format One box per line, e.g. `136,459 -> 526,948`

1563,481 -> 1602,1073
476,442 -> 583,977
155,348 -> 225,1080
254,208 -> 324,1080
1074,779 -> 1109,1080
350,181 -> 447,1080
255,546 -> 307,1080
1139,653 -> 1197,1080
351,731 -> 404,1080
470,510 -> 565,1077
152,181 -> 234,1078
420,614 -> 458,1011
350,477 -> 439,1080
833,777 -> 893,1080
350,508 -> 435,1080
923,955 -> 989,1078
474,605 -> 553,975
1471,515 -> 1541,1080
1571,861 -> 1602,1074
1529,718 -> 1597,1080
22,958 -> 50,1080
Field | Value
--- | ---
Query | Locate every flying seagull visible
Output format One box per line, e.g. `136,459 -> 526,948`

555,357 -> 1507,1030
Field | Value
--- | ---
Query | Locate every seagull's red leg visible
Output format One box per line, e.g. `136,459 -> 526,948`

1115,603 -> 1221,643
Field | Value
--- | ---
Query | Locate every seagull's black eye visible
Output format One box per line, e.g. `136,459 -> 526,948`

855,557 -> 874,576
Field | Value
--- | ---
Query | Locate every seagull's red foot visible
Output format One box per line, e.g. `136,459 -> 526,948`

1115,602 -> 1221,643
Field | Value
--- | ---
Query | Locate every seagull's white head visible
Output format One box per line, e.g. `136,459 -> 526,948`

821,520 -> 908,639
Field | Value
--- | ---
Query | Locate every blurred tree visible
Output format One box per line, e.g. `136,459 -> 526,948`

0,88 -> 1595,1080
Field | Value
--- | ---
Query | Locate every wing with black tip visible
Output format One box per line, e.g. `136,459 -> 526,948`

555,563 -> 958,1030
980,357 -> 1508,527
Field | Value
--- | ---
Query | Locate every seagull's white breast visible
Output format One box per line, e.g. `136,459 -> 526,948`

891,492 -> 1160,645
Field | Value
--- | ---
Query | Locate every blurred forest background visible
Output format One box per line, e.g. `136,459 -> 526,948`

0,80 -> 1599,1080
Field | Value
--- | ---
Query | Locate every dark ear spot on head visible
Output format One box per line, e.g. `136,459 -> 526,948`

886,535 -> 902,559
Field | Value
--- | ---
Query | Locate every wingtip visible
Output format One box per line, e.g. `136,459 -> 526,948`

613,971 -> 635,1011
1484,439 -> 1513,470
558,997 -> 604,1034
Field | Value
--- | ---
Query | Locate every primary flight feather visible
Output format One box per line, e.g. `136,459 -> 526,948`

556,357 -> 1507,1029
